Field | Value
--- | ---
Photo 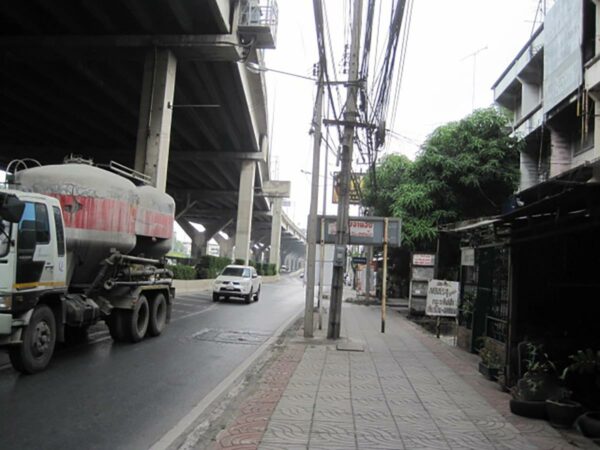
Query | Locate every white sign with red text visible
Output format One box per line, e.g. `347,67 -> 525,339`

327,220 -> 375,238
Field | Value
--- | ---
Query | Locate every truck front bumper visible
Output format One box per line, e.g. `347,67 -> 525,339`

0,313 -> 12,335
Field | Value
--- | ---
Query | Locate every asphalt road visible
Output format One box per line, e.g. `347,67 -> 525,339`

0,276 -> 305,450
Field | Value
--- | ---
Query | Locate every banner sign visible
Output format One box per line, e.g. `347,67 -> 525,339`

316,215 -> 401,246
332,172 -> 365,205
425,280 -> 460,317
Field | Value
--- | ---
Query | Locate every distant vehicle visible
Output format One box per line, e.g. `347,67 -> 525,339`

280,265 -> 289,272
213,265 -> 261,304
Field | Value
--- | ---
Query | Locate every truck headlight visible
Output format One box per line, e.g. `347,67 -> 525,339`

0,295 -> 12,310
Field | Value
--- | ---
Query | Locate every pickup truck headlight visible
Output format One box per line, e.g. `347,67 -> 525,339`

0,295 -> 12,310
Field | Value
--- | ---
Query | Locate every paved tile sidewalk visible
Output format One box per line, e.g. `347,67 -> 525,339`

213,294 -> 593,450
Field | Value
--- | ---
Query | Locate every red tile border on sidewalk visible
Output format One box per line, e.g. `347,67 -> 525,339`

210,346 -> 306,450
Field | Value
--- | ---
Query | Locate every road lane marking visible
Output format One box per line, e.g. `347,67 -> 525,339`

148,305 -> 303,450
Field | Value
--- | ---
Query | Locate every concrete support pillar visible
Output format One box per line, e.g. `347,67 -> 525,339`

519,151 -> 539,191
176,219 -> 206,259
549,128 -> 572,177
135,49 -> 177,192
234,160 -> 256,264
268,198 -> 283,271
214,233 -> 235,260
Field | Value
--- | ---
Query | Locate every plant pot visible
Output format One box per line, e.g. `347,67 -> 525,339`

478,361 -> 499,381
577,411 -> 600,438
510,398 -> 547,420
545,399 -> 583,429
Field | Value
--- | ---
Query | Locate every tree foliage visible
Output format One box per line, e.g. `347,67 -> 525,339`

363,108 -> 521,250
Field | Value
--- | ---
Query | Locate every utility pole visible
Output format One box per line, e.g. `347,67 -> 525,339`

317,101 -> 330,330
328,0 -> 363,339
304,66 -> 324,338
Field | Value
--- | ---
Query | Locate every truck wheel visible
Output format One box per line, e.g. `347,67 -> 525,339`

148,293 -> 167,337
254,287 -> 260,302
8,304 -> 56,374
107,310 -> 128,342
128,295 -> 149,342
244,290 -> 252,304
212,293 -> 219,302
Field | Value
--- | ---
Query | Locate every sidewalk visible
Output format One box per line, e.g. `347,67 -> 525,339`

210,293 -> 593,450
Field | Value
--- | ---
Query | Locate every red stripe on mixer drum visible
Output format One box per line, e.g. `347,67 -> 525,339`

50,194 -> 173,239
53,194 -> 136,234
136,209 -> 174,239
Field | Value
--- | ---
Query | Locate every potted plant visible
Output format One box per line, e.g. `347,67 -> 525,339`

509,343 -> 559,420
545,388 -> 583,429
562,349 -> 600,437
478,337 -> 503,381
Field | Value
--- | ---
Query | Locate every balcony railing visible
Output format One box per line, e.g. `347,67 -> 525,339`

238,0 -> 278,49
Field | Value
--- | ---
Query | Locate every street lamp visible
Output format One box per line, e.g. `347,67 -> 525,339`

245,62 -> 317,81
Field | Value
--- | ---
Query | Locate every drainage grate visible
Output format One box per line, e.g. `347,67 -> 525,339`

191,329 -> 271,345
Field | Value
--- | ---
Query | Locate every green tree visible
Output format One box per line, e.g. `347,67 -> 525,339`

363,108 -> 521,250
363,153 -> 412,217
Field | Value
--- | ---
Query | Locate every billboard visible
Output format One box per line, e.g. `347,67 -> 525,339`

332,172 -> 365,204
316,216 -> 402,246
543,0 -> 583,114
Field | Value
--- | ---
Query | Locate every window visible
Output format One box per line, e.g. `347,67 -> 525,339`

53,206 -> 65,256
0,220 -> 11,257
18,202 -> 50,249
34,203 -> 50,244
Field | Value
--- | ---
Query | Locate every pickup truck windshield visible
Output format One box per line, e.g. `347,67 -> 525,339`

221,267 -> 251,278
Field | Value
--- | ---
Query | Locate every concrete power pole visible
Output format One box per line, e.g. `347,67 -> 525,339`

304,67 -> 324,338
328,0 -> 363,339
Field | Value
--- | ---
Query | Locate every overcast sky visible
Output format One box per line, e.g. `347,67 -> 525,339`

265,0 -> 548,229
178,0 -> 549,244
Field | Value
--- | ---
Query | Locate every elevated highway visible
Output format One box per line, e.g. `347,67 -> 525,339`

0,0 -> 306,269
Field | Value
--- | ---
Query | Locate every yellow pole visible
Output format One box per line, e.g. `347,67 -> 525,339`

381,218 -> 388,333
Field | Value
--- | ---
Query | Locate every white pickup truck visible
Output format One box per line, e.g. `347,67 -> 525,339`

212,265 -> 261,304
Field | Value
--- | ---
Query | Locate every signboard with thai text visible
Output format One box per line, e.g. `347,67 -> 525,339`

412,253 -> 435,267
425,280 -> 460,317
316,216 -> 401,246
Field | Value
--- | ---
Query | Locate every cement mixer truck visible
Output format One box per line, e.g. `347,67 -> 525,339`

0,157 -> 176,373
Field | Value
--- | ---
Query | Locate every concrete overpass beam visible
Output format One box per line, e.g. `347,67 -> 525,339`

135,49 -> 177,192
268,198 -> 283,272
233,160 -> 256,264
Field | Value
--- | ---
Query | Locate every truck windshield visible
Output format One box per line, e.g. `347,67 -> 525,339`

0,220 -> 11,257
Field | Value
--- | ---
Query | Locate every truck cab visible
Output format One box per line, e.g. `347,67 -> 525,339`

0,190 -> 67,372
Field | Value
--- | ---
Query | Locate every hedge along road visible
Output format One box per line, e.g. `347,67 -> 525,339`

0,275 -> 305,450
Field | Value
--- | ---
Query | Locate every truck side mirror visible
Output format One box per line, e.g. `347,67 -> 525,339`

0,194 -> 25,223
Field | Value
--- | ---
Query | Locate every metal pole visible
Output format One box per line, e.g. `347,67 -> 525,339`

304,70 -> 324,338
381,218 -> 388,333
328,0 -> 363,339
318,218 -> 325,330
